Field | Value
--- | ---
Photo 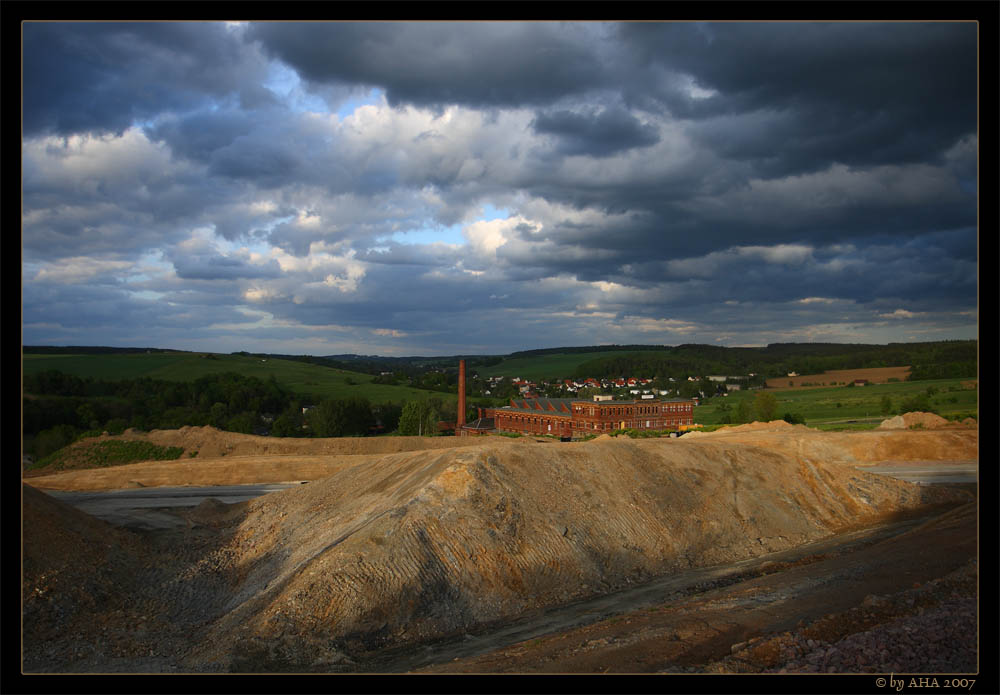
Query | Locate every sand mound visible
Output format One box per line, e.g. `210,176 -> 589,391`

26,426 -> 486,478
879,412 -> 951,430
677,428 -> 977,465
691,420 -> 816,435
176,438 -> 963,670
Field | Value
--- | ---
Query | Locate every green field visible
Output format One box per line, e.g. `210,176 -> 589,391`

476,350 -> 670,381
693,378 -> 978,428
22,352 -> 453,406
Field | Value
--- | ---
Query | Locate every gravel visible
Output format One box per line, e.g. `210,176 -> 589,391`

704,559 -> 978,674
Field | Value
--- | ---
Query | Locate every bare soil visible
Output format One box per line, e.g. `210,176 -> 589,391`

23,425 -> 491,478
765,366 -> 913,389
20,425 -> 980,675
409,502 -> 978,675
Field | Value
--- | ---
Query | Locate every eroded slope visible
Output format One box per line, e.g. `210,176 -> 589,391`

176,437 -> 965,670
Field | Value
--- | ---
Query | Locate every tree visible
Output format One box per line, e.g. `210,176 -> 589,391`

32,424 -> 79,460
104,418 -> 129,435
880,395 -> 894,415
734,398 -> 753,424
373,402 -> 402,433
226,412 -> 258,434
899,393 -> 936,415
76,403 -> 100,430
308,397 -> 374,437
397,401 -> 440,436
754,392 -> 778,422
210,402 -> 228,428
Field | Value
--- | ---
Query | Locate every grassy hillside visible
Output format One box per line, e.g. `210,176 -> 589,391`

693,378 -> 978,428
22,352 -> 450,405
475,350 -> 671,381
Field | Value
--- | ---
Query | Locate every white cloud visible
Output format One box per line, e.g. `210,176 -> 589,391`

797,297 -> 838,305
34,257 -> 135,283
879,308 -> 923,319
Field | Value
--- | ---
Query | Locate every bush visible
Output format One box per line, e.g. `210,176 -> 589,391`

30,424 -> 79,460
35,440 -> 185,471
781,412 -> 806,425
899,393 -> 936,414
105,418 -> 129,435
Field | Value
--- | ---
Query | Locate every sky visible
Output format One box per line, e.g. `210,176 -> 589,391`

21,21 -> 980,356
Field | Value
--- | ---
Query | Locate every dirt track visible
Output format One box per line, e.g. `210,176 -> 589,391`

407,503 -> 978,674
21,423 -> 980,675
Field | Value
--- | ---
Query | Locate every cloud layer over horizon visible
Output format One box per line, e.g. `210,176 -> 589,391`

22,21 -> 979,355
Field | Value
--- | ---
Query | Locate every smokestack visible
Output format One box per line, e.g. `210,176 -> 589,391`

457,359 -> 466,433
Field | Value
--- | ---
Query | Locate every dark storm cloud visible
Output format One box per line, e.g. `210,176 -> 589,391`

531,107 -> 660,158
207,138 -> 303,186
618,22 -> 977,174
357,243 -> 462,267
23,22 -> 270,137
172,254 -> 283,281
21,21 -> 979,353
247,22 -> 609,109
23,282 -> 171,334
145,110 -> 257,165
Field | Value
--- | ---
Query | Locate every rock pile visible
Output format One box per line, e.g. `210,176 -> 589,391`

879,412 -> 953,430
709,559 -> 978,674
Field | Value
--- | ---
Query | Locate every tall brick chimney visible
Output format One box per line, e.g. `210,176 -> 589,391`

457,359 -> 466,434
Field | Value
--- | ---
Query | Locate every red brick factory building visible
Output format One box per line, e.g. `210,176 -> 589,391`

455,360 -> 696,438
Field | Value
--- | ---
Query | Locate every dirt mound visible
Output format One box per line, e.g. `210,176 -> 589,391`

22,485 -> 153,665
186,497 -> 249,528
149,426 -> 486,456
691,420 -> 815,435
878,412 -> 952,430
677,429 -> 977,465
175,438 -> 963,670
34,426 -> 482,473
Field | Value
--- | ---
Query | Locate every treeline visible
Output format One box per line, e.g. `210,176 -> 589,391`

23,345 -> 186,355
508,345 -> 674,360
244,352 -> 503,377
570,341 -> 977,382
231,352 -> 389,376
21,370 -> 449,462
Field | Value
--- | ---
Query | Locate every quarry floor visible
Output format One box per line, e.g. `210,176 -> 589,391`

21,423 -> 984,678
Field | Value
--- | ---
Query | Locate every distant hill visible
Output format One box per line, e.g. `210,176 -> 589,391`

24,340 -> 977,385
476,341 -> 977,383
21,351 -> 444,404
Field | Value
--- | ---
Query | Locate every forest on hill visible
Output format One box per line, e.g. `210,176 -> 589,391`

568,341 -> 976,382
23,340 -> 976,382
22,370 -> 465,464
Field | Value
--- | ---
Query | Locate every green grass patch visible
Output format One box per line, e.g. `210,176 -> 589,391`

693,377 -> 977,430
476,350 -> 671,381
610,428 -> 675,439
33,440 -> 185,471
23,352 -> 451,405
